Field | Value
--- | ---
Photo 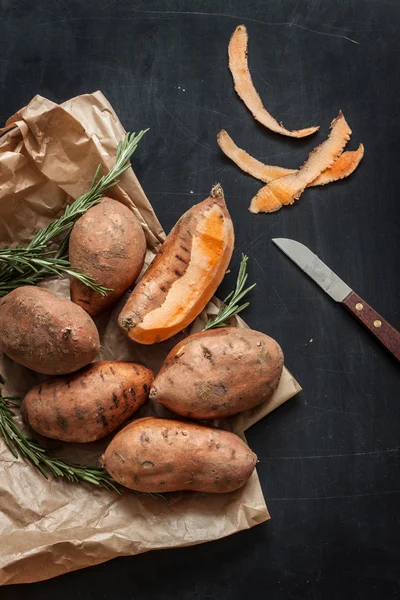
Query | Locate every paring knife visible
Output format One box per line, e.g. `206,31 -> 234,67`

272,238 -> 400,361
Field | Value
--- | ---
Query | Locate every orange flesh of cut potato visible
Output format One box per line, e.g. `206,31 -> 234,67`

228,25 -> 319,139
217,130 -> 364,187
249,112 -> 352,213
118,185 -> 234,345
140,208 -> 226,337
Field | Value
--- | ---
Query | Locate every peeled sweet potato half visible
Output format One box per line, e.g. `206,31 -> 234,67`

250,112 -> 352,213
101,417 -> 258,493
229,25 -> 319,138
118,185 -> 234,344
69,197 -> 146,317
150,328 -> 284,419
22,361 -> 153,443
217,129 -> 364,187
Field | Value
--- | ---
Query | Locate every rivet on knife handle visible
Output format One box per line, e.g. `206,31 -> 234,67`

342,291 -> 400,361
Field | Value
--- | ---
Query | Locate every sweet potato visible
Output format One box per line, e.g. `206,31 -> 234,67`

22,361 -> 153,443
118,185 -> 234,344
228,25 -> 319,138
69,197 -> 146,316
150,328 -> 284,419
101,417 -> 257,493
0,286 -> 100,375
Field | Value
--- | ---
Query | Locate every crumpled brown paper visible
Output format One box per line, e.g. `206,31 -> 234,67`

0,91 -> 301,586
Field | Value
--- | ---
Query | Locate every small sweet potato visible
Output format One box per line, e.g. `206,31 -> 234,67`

118,184 -> 234,344
22,361 -> 153,443
69,197 -> 146,316
0,286 -> 100,375
150,328 -> 284,419
101,417 -> 257,493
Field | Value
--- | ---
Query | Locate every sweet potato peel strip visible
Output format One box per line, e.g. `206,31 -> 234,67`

217,129 -> 364,187
217,130 -> 294,182
228,25 -> 319,139
310,144 -> 364,187
249,112 -> 352,213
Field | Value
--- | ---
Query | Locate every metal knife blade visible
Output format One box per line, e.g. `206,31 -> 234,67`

272,238 -> 352,302
272,238 -> 400,361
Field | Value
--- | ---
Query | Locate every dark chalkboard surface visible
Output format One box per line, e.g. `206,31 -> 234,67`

1,1 -> 399,598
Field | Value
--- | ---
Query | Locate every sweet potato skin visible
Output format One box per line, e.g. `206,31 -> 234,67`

69,197 -> 146,316
228,25 -> 319,138
101,417 -> 257,493
217,129 -> 364,187
22,361 -> 153,442
0,286 -> 100,375
150,328 -> 284,419
249,112 -> 352,213
118,185 -> 234,345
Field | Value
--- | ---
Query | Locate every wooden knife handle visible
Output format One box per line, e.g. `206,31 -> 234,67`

342,291 -> 400,361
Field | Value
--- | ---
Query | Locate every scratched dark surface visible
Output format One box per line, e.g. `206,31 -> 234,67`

1,0 -> 400,598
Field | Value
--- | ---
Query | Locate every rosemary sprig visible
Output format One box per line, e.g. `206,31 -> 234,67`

0,249 -> 111,296
0,394 -> 119,492
28,131 -> 148,250
204,254 -> 256,330
0,130 -> 148,297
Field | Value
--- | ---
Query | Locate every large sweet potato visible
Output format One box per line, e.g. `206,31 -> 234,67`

101,417 -> 257,493
22,361 -> 153,442
69,197 -> 146,316
0,286 -> 100,375
150,328 -> 284,419
118,185 -> 234,344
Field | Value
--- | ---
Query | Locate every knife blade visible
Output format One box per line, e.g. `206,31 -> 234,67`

272,238 -> 400,361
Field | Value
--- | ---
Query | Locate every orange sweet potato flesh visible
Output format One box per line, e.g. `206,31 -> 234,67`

22,361 -> 153,443
101,417 -> 258,493
249,112 -> 352,213
229,25 -> 319,138
118,185 -> 234,344
217,129 -> 364,187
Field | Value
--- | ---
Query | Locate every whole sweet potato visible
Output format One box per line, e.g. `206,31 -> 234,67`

150,328 -> 284,419
69,197 -> 146,316
0,286 -> 100,375
118,184 -> 234,344
22,361 -> 153,442
101,417 -> 257,493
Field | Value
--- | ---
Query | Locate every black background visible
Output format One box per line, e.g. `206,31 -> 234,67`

1,0 -> 400,598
